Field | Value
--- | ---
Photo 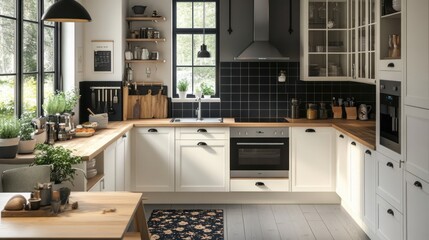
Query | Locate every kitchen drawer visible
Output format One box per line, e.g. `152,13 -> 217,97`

376,153 -> 404,212
405,172 -> 429,240
379,59 -> 402,72
376,196 -> 403,240
176,127 -> 229,140
230,178 -> 289,192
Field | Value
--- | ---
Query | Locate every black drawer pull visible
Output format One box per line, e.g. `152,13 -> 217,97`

387,62 -> 395,68
197,142 -> 207,146
148,128 -> 158,133
122,134 -> 127,138
305,129 -> 316,133
351,141 -> 356,146
197,129 -> 207,133
339,134 -> 344,138
255,182 -> 265,186
387,209 -> 394,216
365,150 -> 372,155
386,162 -> 394,168
414,181 -> 423,189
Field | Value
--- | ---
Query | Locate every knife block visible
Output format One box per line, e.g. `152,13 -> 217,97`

345,107 -> 357,120
332,106 -> 343,119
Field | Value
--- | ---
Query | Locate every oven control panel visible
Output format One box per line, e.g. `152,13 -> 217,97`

230,127 -> 289,138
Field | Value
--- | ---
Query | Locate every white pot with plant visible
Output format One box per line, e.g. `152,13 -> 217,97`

200,82 -> 214,98
43,89 -> 80,120
18,113 -> 37,154
0,118 -> 21,158
177,80 -> 189,99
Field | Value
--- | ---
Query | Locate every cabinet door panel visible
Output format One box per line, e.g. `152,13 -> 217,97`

103,142 -> 116,191
133,127 -> 175,192
336,131 -> 350,200
349,140 -> 364,217
406,172 -> 429,240
115,135 -> 126,191
376,196 -> 403,240
376,153 -> 403,212
292,127 -> 335,191
176,139 -> 229,192
363,148 -> 376,231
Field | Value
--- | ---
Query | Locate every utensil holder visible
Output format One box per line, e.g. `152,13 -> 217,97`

332,106 -> 343,119
89,113 -> 108,129
345,107 -> 357,120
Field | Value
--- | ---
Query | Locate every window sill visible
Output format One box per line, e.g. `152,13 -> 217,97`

171,98 -> 220,103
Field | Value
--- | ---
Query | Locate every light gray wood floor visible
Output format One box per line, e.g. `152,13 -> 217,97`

144,204 -> 370,240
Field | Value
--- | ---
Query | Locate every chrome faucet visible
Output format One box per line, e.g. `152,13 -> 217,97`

196,97 -> 202,121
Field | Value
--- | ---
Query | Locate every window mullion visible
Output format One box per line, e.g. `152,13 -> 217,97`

16,0 -> 23,117
38,0 -> 44,116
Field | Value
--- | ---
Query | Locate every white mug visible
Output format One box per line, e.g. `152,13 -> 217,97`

141,48 -> 149,60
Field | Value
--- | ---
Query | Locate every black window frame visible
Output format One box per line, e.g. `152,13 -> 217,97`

0,0 -> 61,118
172,0 -> 220,98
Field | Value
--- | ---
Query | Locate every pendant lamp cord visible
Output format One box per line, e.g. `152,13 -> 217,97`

203,0 -> 206,44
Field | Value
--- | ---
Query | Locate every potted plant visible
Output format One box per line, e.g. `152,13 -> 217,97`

63,89 -> 80,113
18,113 -> 37,154
32,144 -> 83,185
177,80 -> 189,99
200,82 -> 214,98
43,92 -> 66,116
0,117 -> 20,158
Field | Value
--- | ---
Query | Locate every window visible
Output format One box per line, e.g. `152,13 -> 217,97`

173,0 -> 219,97
0,0 -> 61,119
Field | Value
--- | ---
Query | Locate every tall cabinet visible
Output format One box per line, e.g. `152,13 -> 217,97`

300,0 -> 377,84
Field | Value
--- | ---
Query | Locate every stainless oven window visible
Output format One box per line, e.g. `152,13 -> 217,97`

238,148 -> 282,166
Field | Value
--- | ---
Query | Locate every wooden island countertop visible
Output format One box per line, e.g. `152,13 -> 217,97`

0,118 -> 375,164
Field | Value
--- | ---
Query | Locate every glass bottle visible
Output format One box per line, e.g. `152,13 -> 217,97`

319,103 -> 328,119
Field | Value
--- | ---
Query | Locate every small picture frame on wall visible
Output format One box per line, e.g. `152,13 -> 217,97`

92,40 -> 113,73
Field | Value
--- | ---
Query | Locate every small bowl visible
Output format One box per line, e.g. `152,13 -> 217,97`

132,5 -> 146,15
86,168 -> 97,179
87,159 -> 96,169
28,198 -> 41,210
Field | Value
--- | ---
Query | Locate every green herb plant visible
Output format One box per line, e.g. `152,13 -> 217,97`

200,82 -> 215,96
177,80 -> 189,92
43,89 -> 80,115
19,112 -> 35,141
64,89 -> 80,113
32,144 -> 82,184
0,118 -> 20,139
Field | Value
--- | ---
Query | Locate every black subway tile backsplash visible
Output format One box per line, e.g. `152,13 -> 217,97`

171,62 -> 376,119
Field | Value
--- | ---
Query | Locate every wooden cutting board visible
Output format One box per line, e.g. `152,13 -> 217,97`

127,95 -> 141,119
140,90 -> 153,118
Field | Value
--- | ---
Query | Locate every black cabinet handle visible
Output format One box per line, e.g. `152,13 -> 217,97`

387,209 -> 394,216
365,150 -> 372,155
387,62 -> 395,68
339,134 -> 344,138
197,129 -> 207,133
351,141 -> 356,146
305,129 -> 316,133
414,181 -> 423,189
197,142 -> 207,146
386,162 -> 394,168
122,134 -> 127,138
148,128 -> 158,133
255,182 -> 265,186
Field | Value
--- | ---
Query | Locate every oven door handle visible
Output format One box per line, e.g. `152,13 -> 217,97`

236,142 -> 285,146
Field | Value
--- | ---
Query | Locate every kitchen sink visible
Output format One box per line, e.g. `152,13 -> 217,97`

170,118 -> 224,123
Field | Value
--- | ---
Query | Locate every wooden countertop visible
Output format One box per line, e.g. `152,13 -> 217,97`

0,118 -> 375,164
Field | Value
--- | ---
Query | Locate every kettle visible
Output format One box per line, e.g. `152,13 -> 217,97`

358,104 -> 372,120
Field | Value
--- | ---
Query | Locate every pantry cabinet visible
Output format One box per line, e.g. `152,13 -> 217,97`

175,128 -> 230,192
291,127 -> 335,191
132,127 -> 175,192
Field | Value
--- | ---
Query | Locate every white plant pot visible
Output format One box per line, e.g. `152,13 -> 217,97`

195,90 -> 202,98
0,137 -> 19,158
178,91 -> 187,99
18,139 -> 36,154
203,95 -> 212,98
33,131 -> 47,144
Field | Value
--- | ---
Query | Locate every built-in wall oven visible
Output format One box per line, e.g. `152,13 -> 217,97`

379,80 -> 401,154
230,127 -> 289,178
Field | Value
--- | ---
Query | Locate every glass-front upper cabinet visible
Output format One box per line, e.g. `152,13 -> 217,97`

379,0 -> 401,60
301,0 -> 377,84
302,0 -> 352,81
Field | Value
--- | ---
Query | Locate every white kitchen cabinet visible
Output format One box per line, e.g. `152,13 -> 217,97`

405,172 -> 429,240
405,0 -> 429,109
115,132 -> 129,191
376,152 -> 403,212
103,142 -> 116,191
175,139 -> 229,192
363,148 -> 376,233
88,178 -> 104,192
349,139 -> 364,218
405,106 -> 429,183
336,130 -> 350,200
291,127 -> 335,192
132,127 -> 175,192
376,195 -> 403,240
230,178 -> 289,192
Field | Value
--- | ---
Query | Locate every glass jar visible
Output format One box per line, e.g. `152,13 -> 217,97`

147,27 -> 154,39
319,103 -> 328,119
57,123 -> 67,141
307,103 -> 318,120
153,30 -> 160,39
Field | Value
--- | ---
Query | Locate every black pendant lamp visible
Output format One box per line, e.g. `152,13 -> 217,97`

42,0 -> 92,22
197,0 -> 210,58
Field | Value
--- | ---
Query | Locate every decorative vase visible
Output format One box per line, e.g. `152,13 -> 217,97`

392,0 -> 401,11
178,91 -> 187,99
18,139 -> 36,154
0,137 -> 19,158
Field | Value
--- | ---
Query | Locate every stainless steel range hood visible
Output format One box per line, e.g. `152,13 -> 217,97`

234,0 -> 290,61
